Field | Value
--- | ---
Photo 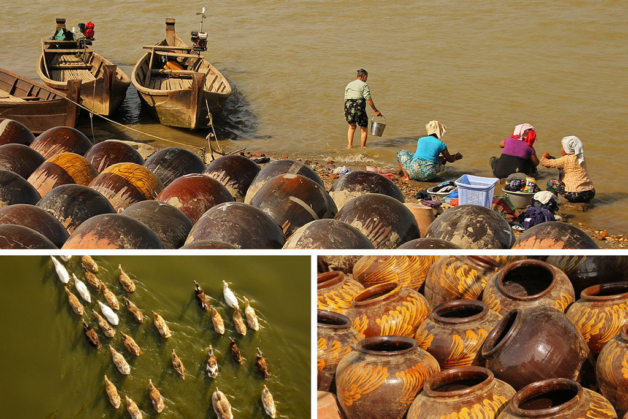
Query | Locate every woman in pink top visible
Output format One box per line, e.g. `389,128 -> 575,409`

489,123 -> 540,178
541,136 -> 595,203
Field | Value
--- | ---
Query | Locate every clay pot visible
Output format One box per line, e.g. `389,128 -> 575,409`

597,325 -> 628,417
480,306 -> 596,391
121,200 -> 193,249
318,256 -> 363,277
283,219 -> 375,249
345,282 -> 431,339
336,336 -> 440,419
0,204 -> 69,248
414,300 -> 502,370
407,366 -> 515,419
354,255 -> 439,291
203,155 -> 260,201
89,162 -> 164,212
144,147 -> 205,187
0,170 -> 40,208
424,256 -> 502,307
329,171 -> 404,210
498,378 -> 617,419
317,271 -> 365,315
0,224 -> 57,249
317,310 -> 362,392
566,282 -> 628,356
0,143 -> 45,178
28,152 -> 98,198
398,238 -> 461,249
84,140 -> 144,172
318,392 -> 346,419
545,256 -> 628,297
0,119 -> 35,145
404,203 -> 435,236
482,260 -> 576,316
179,240 -> 238,249
425,205 -> 516,249
244,159 -> 324,204
335,193 -> 420,249
62,214 -> 164,249
512,221 -> 599,249
30,126 -> 92,159
36,184 -> 115,234
184,202 -> 285,249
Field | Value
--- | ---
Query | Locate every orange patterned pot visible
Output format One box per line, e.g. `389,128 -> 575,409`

353,255 -> 438,291
28,152 -> 98,198
317,271 -> 364,315
597,325 -> 628,417
30,126 -> 92,159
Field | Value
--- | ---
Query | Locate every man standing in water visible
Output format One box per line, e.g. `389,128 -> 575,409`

344,69 -> 382,148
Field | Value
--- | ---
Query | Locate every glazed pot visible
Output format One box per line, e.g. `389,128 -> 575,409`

336,336 -> 440,419
597,325 -> 628,417
497,378 -> 617,419
84,140 -> 144,172
567,282 -> 628,356
28,152 -> 98,198
0,119 -> 35,145
180,240 -> 237,249
318,391 -> 346,419
283,219 -> 375,249
353,255 -> 439,291
318,256 -> 362,277
407,366 -> 515,419
512,221 -> 599,249
30,126 -> 92,159
121,200 -> 193,249
317,271 -> 364,315
0,204 -> 69,248
404,202 -> 436,236
480,306 -> 596,391
144,147 -> 205,187
0,224 -> 57,249
545,256 -> 628,297
0,143 -> 45,178
482,260 -> 576,316
244,159 -> 324,204
414,300 -> 502,369
329,170 -> 404,210
0,169 -> 40,208
345,282 -> 431,339
317,310 -> 362,392
424,256 -> 502,307
203,154 -> 260,201
62,214 -> 164,249
398,237 -> 461,249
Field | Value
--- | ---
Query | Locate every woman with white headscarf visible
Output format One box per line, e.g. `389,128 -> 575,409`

540,136 -> 595,202
489,123 -> 540,178
397,120 -> 463,181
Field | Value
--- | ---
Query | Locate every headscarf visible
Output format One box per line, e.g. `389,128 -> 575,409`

513,123 -> 536,147
426,120 -> 447,140
561,136 -> 585,164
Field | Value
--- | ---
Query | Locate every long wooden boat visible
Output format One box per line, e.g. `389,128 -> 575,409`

36,18 -> 130,116
131,18 -> 232,130
0,66 -> 79,133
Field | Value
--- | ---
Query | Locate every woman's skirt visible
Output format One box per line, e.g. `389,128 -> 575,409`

546,179 -> 595,203
397,150 -> 442,181
344,99 -> 368,128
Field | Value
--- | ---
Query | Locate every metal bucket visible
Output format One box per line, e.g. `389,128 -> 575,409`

370,116 -> 387,137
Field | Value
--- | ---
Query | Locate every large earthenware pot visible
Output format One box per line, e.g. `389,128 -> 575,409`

28,152 -> 98,198
329,170 -> 404,210
414,300 -> 501,370
407,366 -> 515,419
0,224 -> 57,249
179,240 -> 237,249
398,237 -> 461,249
597,325 -> 628,417
425,205 -> 516,249
317,310 -> 362,392
545,256 -> 628,297
121,200 -> 193,249
497,379 -> 617,419
512,221 -> 599,249
345,282 -> 431,339
490,255 -> 529,265
480,306 -> 596,391
482,260 -> 576,316
424,256 -> 502,307
0,170 -> 40,208
144,147 -> 205,187
318,392 -> 346,419
404,203 -> 435,236
354,255 -> 439,291
203,154 -> 260,201
317,271 -> 364,315
283,219 -> 375,249
0,204 -> 69,248
30,126 -> 92,159
244,159 -> 324,204
0,143 -> 45,178
335,193 -> 420,249
84,140 -> 144,172
0,119 -> 35,145
567,282 -> 628,356
318,256 -> 363,277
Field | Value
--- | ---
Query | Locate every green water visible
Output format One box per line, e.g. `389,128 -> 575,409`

0,256 -> 310,418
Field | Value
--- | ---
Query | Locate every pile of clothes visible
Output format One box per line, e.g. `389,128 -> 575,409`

512,191 -> 560,231
503,173 -> 541,193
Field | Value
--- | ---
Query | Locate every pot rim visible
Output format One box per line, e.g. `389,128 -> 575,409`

580,281 -> 628,302
481,309 -> 520,358
423,366 -> 494,398
432,300 -> 490,325
317,271 -> 344,290
509,378 -> 583,417
467,255 -> 502,270
496,260 -> 556,301
357,335 -> 418,356
353,282 -> 401,307
317,309 -> 353,330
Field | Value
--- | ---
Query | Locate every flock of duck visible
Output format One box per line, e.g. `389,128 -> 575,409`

51,255 -> 277,418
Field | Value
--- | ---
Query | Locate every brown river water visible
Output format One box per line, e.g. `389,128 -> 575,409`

0,1 -> 626,233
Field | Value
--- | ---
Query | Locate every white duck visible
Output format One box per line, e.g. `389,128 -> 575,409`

262,385 -> 277,418
222,281 -> 239,309
51,256 -> 69,284
60,255 -> 72,262
98,300 -> 119,326
72,274 -> 91,303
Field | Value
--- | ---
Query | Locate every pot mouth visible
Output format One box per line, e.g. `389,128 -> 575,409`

424,366 -> 493,398
353,282 -> 400,307
468,256 -> 502,270
317,271 -> 344,289
432,300 -> 489,324
510,379 -> 582,417
581,281 -> 628,301
497,260 -> 555,301
357,336 -> 417,356
317,310 -> 352,329
481,309 -> 519,357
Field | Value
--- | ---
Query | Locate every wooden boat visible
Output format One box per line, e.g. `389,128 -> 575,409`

131,18 -> 232,130
36,18 -> 131,116
0,67 -> 79,133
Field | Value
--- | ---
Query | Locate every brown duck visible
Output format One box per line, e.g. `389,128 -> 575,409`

232,307 -> 247,336
118,264 -> 136,293
256,348 -> 270,379
172,349 -> 186,379
82,321 -> 100,349
81,255 -> 98,273
123,297 -> 143,323
152,311 -> 171,338
64,286 -> 84,316
206,345 -> 218,378
125,395 -> 142,419
210,306 -> 225,335
194,280 -> 209,310
83,269 -> 101,291
148,379 -> 165,413
229,337 -> 243,364
110,345 -> 130,375
93,309 -> 115,338
100,280 -> 119,311
212,388 -> 233,419
104,375 -> 121,409
243,296 -> 260,331
121,332 -> 142,356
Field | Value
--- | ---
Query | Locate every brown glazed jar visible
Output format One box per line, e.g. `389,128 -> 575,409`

546,256 -> 628,299
414,300 -> 502,370
497,379 -> 617,419
482,260 -> 576,316
345,282 -> 431,339
424,256 -> 502,307
596,324 -> 628,417
317,310 -> 362,392
353,255 -> 439,291
407,366 -> 515,418
336,336 -> 440,419
480,306 -> 596,391
317,271 -> 364,315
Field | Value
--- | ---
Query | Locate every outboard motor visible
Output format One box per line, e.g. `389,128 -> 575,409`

78,22 -> 95,40
191,7 -> 208,53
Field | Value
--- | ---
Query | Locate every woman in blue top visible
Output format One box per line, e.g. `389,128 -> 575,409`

397,120 -> 463,181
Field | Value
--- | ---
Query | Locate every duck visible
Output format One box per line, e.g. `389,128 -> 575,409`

98,300 -> 119,326
256,348 -> 270,379
152,311 -> 171,338
125,396 -> 143,419
210,306 -> 225,335
261,385 -> 277,418
148,379 -> 165,413
232,307 -> 247,336
104,375 -> 121,408
109,345 -> 130,375
243,296 -> 259,331
81,255 -> 98,273
72,274 -> 91,303
51,256 -> 69,284
118,264 -> 136,293
82,320 -> 100,349
100,280 -> 119,311
194,280 -> 209,310
60,255 -> 71,262
123,297 -> 144,323
121,332 -> 142,356
229,337 -> 243,364
64,286 -> 84,316
172,349 -> 186,380
206,345 -> 218,378
93,309 -> 115,338
212,388 -> 233,419
222,280 -> 239,309
83,269 -> 101,291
